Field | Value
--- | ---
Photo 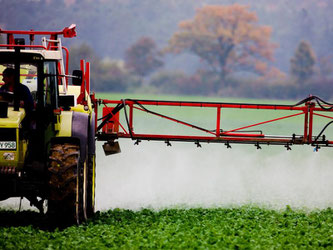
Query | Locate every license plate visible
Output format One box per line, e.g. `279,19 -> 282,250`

0,141 -> 16,150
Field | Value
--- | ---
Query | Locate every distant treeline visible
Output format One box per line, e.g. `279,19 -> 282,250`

2,0 -> 333,100
66,4 -> 333,100
68,41 -> 333,100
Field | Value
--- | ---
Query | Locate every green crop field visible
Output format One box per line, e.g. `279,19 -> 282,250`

2,94 -> 333,249
1,207 -> 333,249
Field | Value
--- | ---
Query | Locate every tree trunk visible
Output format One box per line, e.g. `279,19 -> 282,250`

217,37 -> 234,90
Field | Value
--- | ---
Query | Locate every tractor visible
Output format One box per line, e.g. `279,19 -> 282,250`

0,25 -> 96,224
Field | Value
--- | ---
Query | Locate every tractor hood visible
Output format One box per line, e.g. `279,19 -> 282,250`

0,108 -> 25,128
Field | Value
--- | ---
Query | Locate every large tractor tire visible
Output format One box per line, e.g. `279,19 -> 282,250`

47,143 -> 87,225
86,154 -> 96,218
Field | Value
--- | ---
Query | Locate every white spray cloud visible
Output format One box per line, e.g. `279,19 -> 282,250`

96,140 -> 333,211
2,140 -> 332,212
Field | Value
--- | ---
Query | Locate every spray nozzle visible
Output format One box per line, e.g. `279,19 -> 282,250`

134,139 -> 141,145
313,145 -> 320,152
225,142 -> 232,149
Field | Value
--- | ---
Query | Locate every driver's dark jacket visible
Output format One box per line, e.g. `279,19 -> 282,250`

0,83 -> 34,114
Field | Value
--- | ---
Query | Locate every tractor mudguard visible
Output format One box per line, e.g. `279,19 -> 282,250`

88,112 -> 96,155
55,111 -> 91,162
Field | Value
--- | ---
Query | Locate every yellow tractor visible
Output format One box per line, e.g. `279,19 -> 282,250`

0,25 -> 96,224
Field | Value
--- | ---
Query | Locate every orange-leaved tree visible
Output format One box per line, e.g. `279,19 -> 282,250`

167,4 -> 276,89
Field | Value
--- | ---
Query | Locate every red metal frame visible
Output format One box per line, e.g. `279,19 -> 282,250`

85,62 -> 90,94
76,59 -> 91,105
0,25 -> 75,89
96,98 -> 333,148
0,24 -> 76,40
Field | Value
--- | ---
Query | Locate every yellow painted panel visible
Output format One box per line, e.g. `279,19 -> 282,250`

0,108 -> 25,128
57,111 -> 72,137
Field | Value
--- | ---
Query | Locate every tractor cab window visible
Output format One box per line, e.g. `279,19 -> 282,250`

0,63 -> 37,104
43,61 -> 58,109
0,64 -> 37,92
21,64 -> 37,100
0,61 -> 59,110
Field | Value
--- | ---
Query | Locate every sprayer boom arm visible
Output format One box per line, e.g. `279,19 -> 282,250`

94,96 -> 333,151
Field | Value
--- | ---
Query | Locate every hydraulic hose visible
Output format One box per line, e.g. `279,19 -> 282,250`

313,120 -> 333,143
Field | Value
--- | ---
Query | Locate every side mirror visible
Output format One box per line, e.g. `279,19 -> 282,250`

72,70 -> 82,86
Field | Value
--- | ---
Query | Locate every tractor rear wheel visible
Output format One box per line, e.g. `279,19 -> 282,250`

47,143 -> 87,225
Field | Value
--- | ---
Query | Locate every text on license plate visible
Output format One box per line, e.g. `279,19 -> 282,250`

0,141 -> 16,150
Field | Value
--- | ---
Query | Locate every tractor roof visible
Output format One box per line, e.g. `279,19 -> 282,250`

0,49 -> 63,61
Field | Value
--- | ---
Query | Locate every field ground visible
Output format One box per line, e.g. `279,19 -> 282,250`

1,207 -> 333,249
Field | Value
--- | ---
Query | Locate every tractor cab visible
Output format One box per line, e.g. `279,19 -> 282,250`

0,24 -> 88,167
0,47 -> 63,168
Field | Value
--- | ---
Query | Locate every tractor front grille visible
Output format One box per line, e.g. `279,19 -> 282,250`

0,128 -> 16,150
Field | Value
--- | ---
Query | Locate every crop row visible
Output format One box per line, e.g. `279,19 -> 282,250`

1,206 -> 333,249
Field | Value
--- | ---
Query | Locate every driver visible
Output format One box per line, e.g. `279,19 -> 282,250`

1,68 -> 34,113
1,68 -> 34,131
